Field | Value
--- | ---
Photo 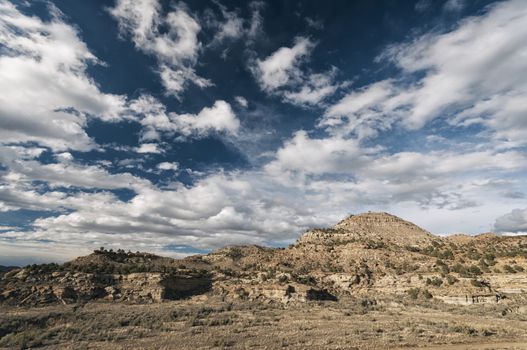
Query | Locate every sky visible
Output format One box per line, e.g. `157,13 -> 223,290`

1,0 -> 526,265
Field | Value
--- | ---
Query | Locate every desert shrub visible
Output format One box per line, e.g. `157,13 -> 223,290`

439,249 -> 454,260
407,288 -> 420,299
466,248 -> 482,261
405,245 -> 421,253
484,253 -> 496,265
446,274 -> 459,285
292,274 -> 316,286
426,277 -> 443,287
213,339 -> 236,347
365,240 -> 386,249
277,274 -> 289,283
406,288 -> 433,300
226,248 -> 243,260
471,279 -> 484,287
422,289 -> 433,299
503,264 -> 516,273
452,263 -> 466,274
436,259 -> 450,274
431,240 -> 443,248
478,258 -> 488,268
467,265 -> 482,276
384,261 -> 396,270
451,325 -> 478,336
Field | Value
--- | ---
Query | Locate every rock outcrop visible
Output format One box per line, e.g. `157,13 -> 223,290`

2,212 -> 527,306
297,212 -> 435,247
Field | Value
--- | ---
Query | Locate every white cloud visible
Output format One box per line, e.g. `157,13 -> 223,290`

323,80 -> 396,138
203,1 -> 264,51
494,208 -> 527,234
109,0 -> 211,96
283,69 -> 345,106
0,1 -> 127,151
136,143 -> 162,154
56,152 -> 74,162
254,37 -> 314,91
2,132 -> 526,261
265,131 -> 374,176
209,4 -> 245,44
1,160 -> 149,192
172,100 -> 240,137
234,96 -> 248,108
157,162 -> 178,171
127,95 -> 240,140
323,0 -> 527,145
252,38 -> 345,106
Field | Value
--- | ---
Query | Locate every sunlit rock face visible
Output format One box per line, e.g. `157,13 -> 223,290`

297,212 -> 434,247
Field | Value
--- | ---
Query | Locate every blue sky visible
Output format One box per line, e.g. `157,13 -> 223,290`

1,0 -> 526,265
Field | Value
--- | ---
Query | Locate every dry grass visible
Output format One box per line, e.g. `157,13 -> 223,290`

1,295 -> 527,349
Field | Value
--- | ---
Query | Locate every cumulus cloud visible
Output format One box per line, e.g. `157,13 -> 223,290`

266,131 -> 527,183
494,208 -> 527,234
109,0 -> 211,96
0,1 -> 127,151
264,127 -> 527,212
252,38 -> 345,106
157,162 -> 179,171
265,131 -> 374,176
4,148 -> 525,259
1,171 -> 325,253
323,0 -> 527,144
128,95 -> 240,139
254,37 -> 315,91
172,100 -> 239,137
136,143 -> 162,154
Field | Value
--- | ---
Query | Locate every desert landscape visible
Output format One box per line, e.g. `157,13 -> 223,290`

2,212 -> 527,349
2,0 -> 527,349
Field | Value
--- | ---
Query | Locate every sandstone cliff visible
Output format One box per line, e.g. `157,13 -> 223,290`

2,212 -> 527,306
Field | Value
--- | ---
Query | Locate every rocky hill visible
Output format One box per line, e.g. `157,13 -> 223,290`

2,212 -> 527,306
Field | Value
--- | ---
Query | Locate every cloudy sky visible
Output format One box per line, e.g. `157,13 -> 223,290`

1,0 -> 526,265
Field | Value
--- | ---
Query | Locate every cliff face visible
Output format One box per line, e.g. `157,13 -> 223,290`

2,212 -> 527,306
0,269 -> 212,306
0,255 -> 212,306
